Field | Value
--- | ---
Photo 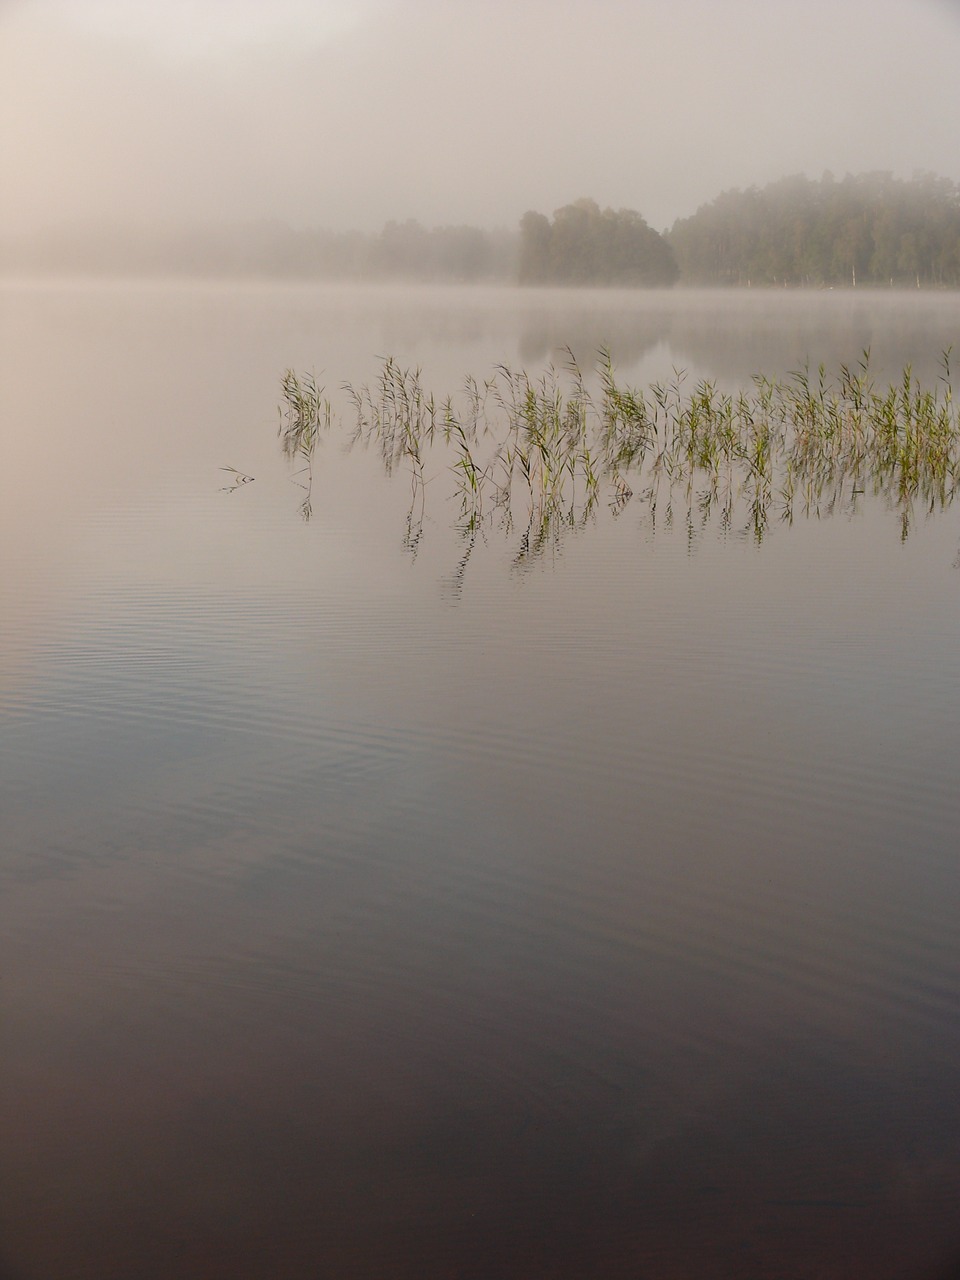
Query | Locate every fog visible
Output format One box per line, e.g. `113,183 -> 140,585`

3,0 -> 960,239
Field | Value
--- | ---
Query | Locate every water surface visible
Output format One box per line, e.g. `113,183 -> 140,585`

2,282 -> 959,1279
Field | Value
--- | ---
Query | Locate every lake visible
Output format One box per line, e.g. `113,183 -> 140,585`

1,281 -> 959,1280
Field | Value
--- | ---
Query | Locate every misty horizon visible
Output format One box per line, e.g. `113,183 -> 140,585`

3,1 -> 960,243
2,163 -> 955,239
6,170 -> 960,290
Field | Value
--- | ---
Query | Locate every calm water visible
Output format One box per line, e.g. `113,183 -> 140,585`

2,282 -> 960,1280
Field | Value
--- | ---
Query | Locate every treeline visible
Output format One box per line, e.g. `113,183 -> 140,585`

668,172 -> 960,287
0,218 -> 517,282
5,173 -> 960,286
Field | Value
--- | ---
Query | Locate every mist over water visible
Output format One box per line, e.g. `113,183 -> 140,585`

3,0 -> 960,245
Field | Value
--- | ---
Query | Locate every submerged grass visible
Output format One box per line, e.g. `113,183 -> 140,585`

280,349 -> 960,545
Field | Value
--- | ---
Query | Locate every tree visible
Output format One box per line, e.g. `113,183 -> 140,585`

518,199 -> 678,287
519,210 -> 552,283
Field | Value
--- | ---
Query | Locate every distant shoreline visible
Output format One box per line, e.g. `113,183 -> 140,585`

2,269 -> 958,292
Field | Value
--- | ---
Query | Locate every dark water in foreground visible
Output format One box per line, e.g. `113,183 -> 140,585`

1,282 -> 960,1279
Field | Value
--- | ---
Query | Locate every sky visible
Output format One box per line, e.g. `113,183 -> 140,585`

2,0 -> 960,237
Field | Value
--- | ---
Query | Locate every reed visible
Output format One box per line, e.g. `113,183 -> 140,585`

279,370 -> 331,459
279,350 -> 960,545
279,370 -> 332,520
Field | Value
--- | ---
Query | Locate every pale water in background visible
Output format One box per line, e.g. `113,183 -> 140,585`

1,282 -> 959,1279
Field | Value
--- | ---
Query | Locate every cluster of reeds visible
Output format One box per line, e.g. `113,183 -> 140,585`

279,369 -> 332,519
280,349 -> 960,545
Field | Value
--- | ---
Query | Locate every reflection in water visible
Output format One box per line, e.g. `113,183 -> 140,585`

441,521 -> 479,603
515,289 -> 960,387
280,349 -> 960,572
218,465 -> 255,493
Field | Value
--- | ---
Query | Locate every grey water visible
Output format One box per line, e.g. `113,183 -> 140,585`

2,281 -> 959,1280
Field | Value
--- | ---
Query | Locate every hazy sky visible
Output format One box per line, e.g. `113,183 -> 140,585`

3,0 -> 960,236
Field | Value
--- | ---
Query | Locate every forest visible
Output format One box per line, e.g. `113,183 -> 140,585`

4,173 -> 960,288
667,172 -> 960,287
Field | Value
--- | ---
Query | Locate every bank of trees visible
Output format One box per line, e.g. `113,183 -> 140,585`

519,198 -> 679,286
6,173 -> 960,287
668,172 -> 960,287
